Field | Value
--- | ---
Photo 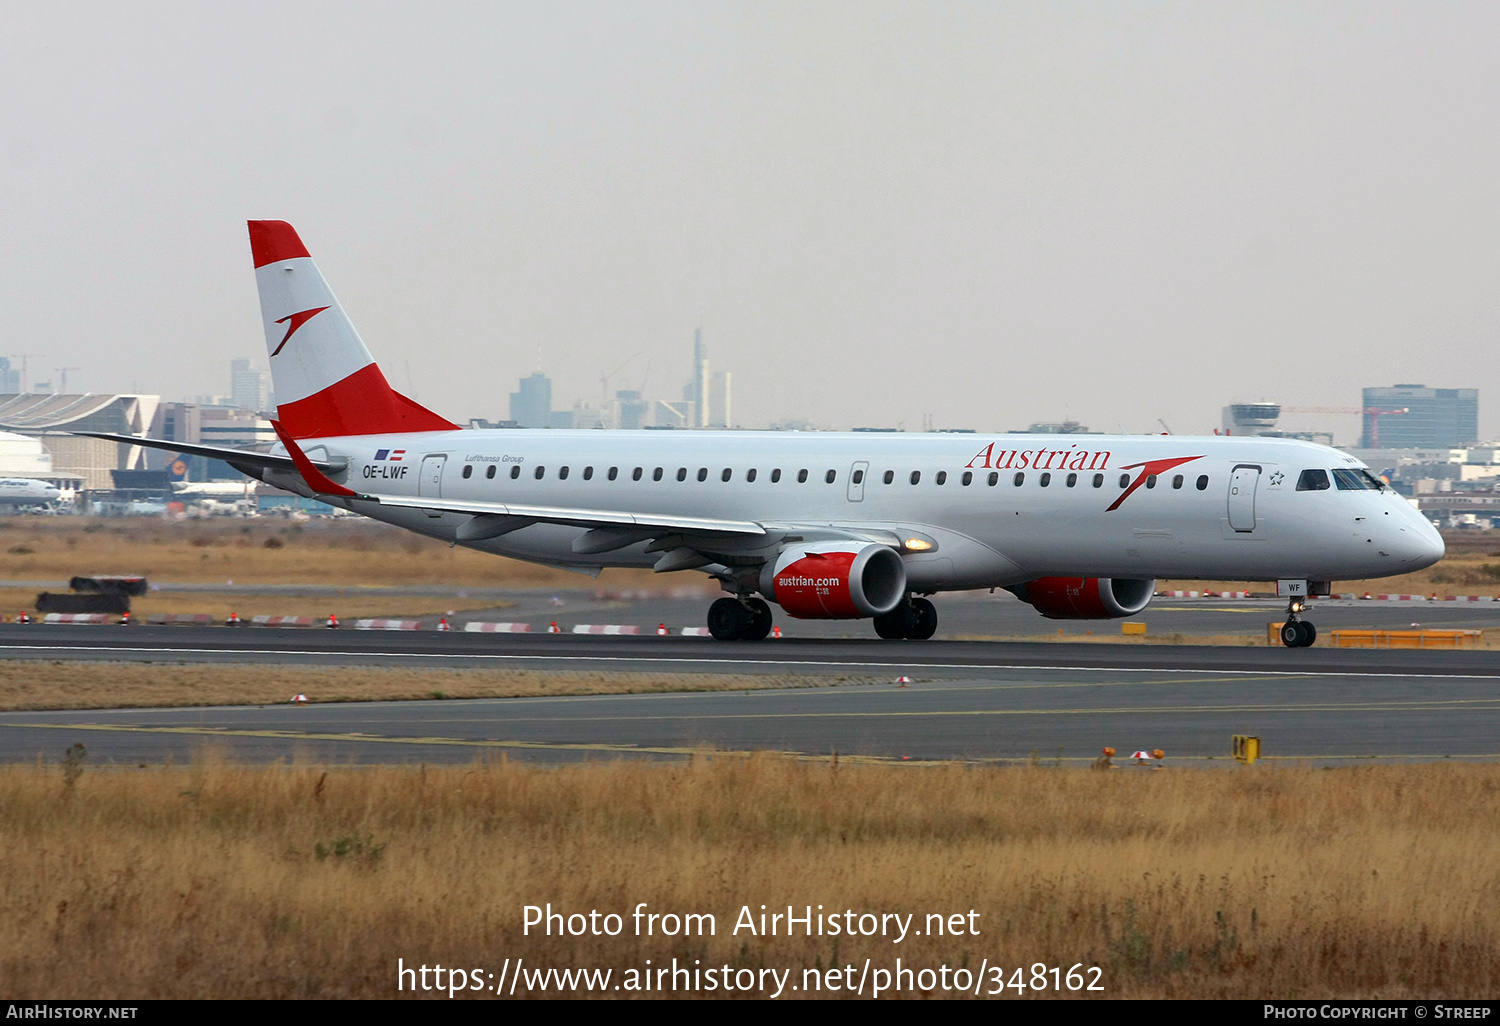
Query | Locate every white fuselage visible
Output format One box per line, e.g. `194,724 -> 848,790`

0,478 -> 61,505
269,430 -> 1444,589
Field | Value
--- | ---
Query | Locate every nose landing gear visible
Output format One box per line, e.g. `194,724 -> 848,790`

1279,597 -> 1317,648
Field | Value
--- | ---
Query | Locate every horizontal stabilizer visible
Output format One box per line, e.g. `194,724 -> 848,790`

72,432 -> 345,473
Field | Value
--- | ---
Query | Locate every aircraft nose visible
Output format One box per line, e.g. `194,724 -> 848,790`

1394,512 -> 1444,569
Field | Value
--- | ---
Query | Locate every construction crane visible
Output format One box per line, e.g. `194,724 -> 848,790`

1281,406 -> 1409,447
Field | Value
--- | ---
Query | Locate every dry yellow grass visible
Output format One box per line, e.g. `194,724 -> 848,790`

1,758 -> 1496,998
0,517 -> 687,589
0,661 -> 854,711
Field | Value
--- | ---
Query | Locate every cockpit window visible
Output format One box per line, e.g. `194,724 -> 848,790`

1361,470 -> 1387,491
1296,469 -> 1330,491
1332,468 -> 1378,491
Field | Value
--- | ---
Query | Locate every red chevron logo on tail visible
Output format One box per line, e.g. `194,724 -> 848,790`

271,306 -> 330,357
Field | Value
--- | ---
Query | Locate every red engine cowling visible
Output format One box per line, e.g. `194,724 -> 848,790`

1009,577 -> 1155,619
759,543 -> 907,619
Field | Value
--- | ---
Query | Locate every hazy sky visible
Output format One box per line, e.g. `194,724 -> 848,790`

3,2 -> 1497,443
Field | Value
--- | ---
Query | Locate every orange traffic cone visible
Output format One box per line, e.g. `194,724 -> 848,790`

549,620 -> 560,634
326,614 -> 339,629
772,625 -> 781,639
118,611 -> 131,626
226,611 -> 241,626
437,617 -> 450,631
17,611 -> 30,624
657,623 -> 668,636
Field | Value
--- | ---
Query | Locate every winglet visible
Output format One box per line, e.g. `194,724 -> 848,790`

272,419 -> 358,497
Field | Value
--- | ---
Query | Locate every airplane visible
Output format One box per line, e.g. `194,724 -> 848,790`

0,478 -> 62,506
82,220 -> 1445,647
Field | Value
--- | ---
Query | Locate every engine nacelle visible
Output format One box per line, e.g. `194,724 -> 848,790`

1009,577 -> 1155,619
759,543 -> 907,619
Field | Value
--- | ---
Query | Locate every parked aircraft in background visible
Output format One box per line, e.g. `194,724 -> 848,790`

85,221 -> 1445,647
0,478 -> 61,506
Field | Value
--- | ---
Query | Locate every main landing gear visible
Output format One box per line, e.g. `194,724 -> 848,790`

707,596 -> 773,641
874,596 -> 937,641
1279,597 -> 1317,648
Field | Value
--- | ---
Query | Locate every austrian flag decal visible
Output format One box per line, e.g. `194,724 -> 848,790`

373,449 -> 405,462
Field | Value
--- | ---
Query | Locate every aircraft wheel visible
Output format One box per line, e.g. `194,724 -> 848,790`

907,597 -> 938,640
1299,621 -> 1317,647
742,598 -> 773,641
874,605 -> 913,639
707,598 -> 748,641
1279,621 -> 1303,648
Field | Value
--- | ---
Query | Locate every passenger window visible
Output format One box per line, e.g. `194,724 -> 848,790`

1039,472 -> 1051,487
825,469 -> 836,484
607,466 -> 618,481
962,471 -> 972,486
677,468 -> 687,482
1172,474 -> 1183,489
935,471 -> 947,485
462,464 -> 473,479
510,465 -> 520,480
652,467 -> 663,482
583,466 -> 593,481
1196,475 -> 1208,491
1093,473 -> 1103,488
486,465 -> 497,480
1297,469 -> 1331,491
771,469 -> 782,483
725,469 -> 734,483
1119,473 -> 1130,488
696,468 -> 707,482
852,469 -> 864,485
746,469 -> 757,483
797,469 -> 808,483
883,470 -> 894,485
1013,472 -> 1025,486
534,466 -> 545,480
987,472 -> 998,486
910,471 -> 921,485
632,467 -> 642,481
1146,474 -> 1157,489
559,466 -> 569,481
1066,473 -> 1077,487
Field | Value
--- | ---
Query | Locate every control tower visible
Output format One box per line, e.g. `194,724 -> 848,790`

1221,402 -> 1281,436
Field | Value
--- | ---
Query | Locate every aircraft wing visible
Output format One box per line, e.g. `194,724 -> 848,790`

363,492 -> 767,537
73,432 -> 346,473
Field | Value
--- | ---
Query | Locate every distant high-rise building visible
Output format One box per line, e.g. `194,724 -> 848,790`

681,327 -> 712,428
510,372 -> 552,428
0,359 -> 18,394
616,389 -> 649,430
708,371 -> 731,428
230,359 -> 269,413
1361,385 -> 1478,449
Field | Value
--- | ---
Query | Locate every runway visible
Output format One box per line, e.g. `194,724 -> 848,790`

2,623 -> 1499,767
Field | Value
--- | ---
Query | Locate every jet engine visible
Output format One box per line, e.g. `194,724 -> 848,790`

759,542 -> 907,619
1008,577 -> 1155,619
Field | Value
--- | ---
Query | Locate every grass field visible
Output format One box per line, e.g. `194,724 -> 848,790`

2,757 -> 1496,999
0,661 -> 859,711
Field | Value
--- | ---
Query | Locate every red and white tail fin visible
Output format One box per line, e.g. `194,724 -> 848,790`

248,221 -> 456,440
